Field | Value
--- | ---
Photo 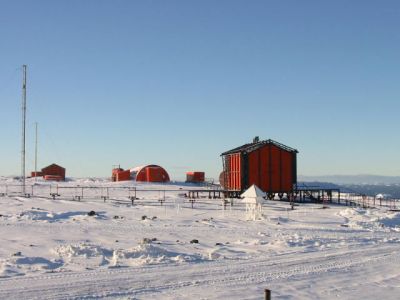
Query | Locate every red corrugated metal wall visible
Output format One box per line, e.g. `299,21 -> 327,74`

280,150 -> 293,191
223,144 -> 296,192
259,146 -> 269,190
270,145 -> 280,191
116,170 -> 131,181
248,144 -> 295,192
224,153 -> 241,190
247,151 -> 259,187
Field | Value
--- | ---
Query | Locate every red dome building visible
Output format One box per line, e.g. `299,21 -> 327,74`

130,165 -> 170,182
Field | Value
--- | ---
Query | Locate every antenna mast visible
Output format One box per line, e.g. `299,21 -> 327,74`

21,65 -> 27,195
35,122 -> 38,181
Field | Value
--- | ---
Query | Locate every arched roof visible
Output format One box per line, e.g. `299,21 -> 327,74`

130,165 -> 170,182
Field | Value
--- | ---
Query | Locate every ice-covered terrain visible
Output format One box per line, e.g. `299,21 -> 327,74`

0,177 -> 399,299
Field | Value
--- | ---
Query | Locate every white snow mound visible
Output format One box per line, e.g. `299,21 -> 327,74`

338,208 -> 400,231
53,243 -> 201,268
111,244 -> 200,266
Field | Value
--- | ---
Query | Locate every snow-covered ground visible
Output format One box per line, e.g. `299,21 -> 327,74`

0,177 -> 399,299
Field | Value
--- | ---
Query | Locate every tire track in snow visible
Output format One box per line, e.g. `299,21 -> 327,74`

0,244 -> 398,299
129,246 -> 399,299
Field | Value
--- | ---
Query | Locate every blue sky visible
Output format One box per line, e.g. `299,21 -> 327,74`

0,0 -> 399,179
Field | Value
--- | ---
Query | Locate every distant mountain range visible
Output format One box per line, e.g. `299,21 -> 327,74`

299,175 -> 400,185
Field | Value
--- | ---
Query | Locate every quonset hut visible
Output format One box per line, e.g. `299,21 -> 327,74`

111,167 -> 131,182
221,137 -> 298,198
130,165 -> 170,183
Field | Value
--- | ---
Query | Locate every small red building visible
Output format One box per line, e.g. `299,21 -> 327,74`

31,171 -> 43,177
112,167 -> 123,182
186,171 -> 205,183
41,163 -> 66,181
221,138 -> 298,197
116,170 -> 131,181
111,167 -> 132,182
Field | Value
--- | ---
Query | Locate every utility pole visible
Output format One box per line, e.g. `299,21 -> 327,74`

35,122 -> 38,181
21,65 -> 27,195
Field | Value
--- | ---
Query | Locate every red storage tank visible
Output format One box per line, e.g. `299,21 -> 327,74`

221,138 -> 298,194
131,165 -> 170,182
186,171 -> 205,183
